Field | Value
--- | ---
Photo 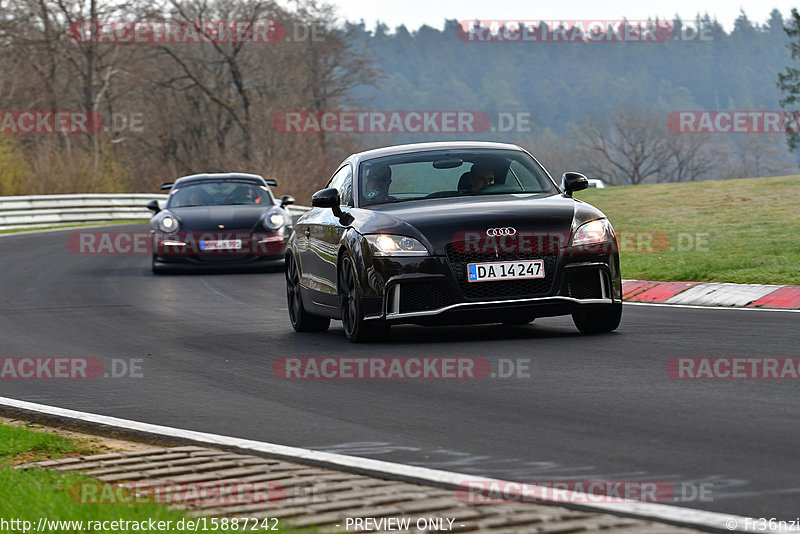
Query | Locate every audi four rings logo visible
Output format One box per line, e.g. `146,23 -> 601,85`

486,227 -> 517,236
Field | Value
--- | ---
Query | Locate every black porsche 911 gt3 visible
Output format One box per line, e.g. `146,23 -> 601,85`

285,142 -> 622,342
148,173 -> 295,273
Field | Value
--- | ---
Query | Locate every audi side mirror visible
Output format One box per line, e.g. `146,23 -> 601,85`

562,172 -> 589,197
311,188 -> 342,217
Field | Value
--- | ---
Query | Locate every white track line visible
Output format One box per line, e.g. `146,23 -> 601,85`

0,396 -> 767,533
0,222 -> 146,238
624,301 -> 800,313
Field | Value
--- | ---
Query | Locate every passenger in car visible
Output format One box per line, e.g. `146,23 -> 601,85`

468,164 -> 495,193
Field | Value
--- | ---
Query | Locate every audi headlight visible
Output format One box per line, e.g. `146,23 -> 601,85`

365,234 -> 428,256
263,210 -> 286,231
158,214 -> 179,234
570,219 -> 614,247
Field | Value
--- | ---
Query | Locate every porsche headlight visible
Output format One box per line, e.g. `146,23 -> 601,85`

570,219 -> 614,247
158,214 -> 179,234
263,210 -> 286,231
365,234 -> 428,256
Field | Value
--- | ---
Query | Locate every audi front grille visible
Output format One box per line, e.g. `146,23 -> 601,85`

445,244 -> 558,300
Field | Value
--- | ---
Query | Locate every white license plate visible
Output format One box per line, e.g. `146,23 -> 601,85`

200,239 -> 242,251
467,259 -> 544,282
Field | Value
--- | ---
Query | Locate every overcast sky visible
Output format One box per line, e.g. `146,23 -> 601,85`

326,0 -> 797,32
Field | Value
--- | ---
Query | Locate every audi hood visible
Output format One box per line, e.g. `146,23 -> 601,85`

350,194 -> 607,254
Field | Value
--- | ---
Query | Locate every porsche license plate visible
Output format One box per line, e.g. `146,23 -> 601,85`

467,259 -> 544,282
200,239 -> 242,251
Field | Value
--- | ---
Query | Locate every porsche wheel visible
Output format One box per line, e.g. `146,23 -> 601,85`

572,303 -> 622,334
152,256 -> 167,275
286,255 -> 330,332
338,254 -> 388,343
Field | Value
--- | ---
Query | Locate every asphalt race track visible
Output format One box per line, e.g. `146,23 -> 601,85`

1,224 -> 798,519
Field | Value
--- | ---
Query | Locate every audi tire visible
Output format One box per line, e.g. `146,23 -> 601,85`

338,254 -> 389,343
286,254 -> 330,332
572,303 -> 622,335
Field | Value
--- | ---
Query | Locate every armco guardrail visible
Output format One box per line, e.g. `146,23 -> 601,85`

0,194 -> 167,231
0,194 -> 310,231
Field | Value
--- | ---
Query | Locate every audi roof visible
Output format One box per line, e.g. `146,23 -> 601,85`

351,141 -> 528,163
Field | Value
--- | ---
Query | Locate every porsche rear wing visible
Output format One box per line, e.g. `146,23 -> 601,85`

159,177 -> 276,191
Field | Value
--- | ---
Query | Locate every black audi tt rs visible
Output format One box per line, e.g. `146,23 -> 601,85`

148,173 -> 295,273
285,142 -> 621,342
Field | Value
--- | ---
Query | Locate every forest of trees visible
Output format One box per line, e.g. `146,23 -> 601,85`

347,12 -> 800,184
0,0 -> 374,199
1,1 -> 800,199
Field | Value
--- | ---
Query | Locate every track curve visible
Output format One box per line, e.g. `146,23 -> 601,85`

1,224 -> 799,519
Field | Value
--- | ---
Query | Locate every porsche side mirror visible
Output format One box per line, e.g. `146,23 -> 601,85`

146,199 -> 161,213
562,172 -> 589,197
311,188 -> 342,217
280,195 -> 295,208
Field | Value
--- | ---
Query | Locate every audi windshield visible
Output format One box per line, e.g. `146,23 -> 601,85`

358,149 -> 560,206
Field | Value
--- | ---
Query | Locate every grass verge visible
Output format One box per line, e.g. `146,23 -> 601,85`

0,421 -> 105,465
0,220 -> 146,234
0,422 -> 287,533
575,175 -> 800,285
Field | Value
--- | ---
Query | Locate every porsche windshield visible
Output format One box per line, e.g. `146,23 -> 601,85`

358,149 -> 558,206
167,181 -> 272,208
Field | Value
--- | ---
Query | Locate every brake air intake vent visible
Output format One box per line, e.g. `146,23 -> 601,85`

561,270 -> 604,299
397,281 -> 454,314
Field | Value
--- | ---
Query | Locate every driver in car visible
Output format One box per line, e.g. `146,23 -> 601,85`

364,164 -> 394,203
230,185 -> 263,204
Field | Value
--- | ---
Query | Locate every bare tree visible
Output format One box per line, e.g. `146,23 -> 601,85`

576,108 -> 671,185
575,107 -> 724,184
663,132 -> 719,182
729,134 -> 799,178
136,0 -> 377,198
0,0 -> 377,197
